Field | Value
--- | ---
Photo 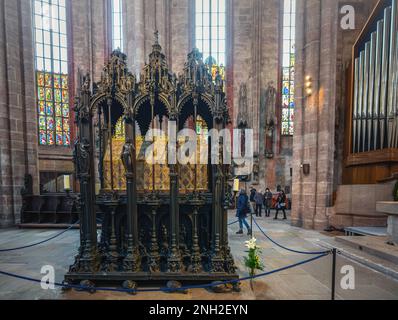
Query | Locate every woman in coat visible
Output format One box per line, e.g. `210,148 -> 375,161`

263,188 -> 273,217
274,190 -> 287,220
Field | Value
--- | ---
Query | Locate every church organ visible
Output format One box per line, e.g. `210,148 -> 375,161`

346,0 -> 398,184
352,0 -> 397,153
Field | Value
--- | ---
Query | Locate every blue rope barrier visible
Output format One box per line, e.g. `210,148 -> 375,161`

228,220 -> 239,226
0,221 -> 79,253
253,218 -> 330,255
0,253 -> 329,293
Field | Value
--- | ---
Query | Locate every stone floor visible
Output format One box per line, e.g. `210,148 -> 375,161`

0,211 -> 397,300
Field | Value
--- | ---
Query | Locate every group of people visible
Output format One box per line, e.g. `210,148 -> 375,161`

250,188 -> 287,220
235,188 -> 288,236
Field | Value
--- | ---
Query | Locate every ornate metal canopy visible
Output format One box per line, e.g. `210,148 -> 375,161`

65,33 -> 238,290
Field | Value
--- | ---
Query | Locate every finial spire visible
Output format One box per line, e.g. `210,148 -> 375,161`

151,30 -> 162,53
154,30 -> 159,44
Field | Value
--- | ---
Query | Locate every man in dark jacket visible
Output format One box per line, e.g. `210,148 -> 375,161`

254,190 -> 264,217
236,189 -> 252,235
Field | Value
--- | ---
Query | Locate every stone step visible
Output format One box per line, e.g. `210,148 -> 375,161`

344,227 -> 387,237
335,236 -> 398,264
315,237 -> 398,281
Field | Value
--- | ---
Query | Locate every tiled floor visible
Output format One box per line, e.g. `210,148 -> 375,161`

0,211 -> 397,300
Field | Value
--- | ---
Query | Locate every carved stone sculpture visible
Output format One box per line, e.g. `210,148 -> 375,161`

237,83 -> 248,129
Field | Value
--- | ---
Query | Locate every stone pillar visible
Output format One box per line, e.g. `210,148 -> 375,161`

291,0 -> 338,230
291,0 -> 379,230
170,0 -> 190,74
125,0 -> 166,73
91,0 -> 108,80
126,0 -> 145,75
70,0 -> 107,83
0,0 -> 39,227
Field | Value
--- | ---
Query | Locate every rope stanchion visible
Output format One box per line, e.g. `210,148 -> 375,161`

0,253 -> 329,294
0,221 -> 79,253
331,248 -> 337,300
253,218 -> 330,255
0,215 -> 334,296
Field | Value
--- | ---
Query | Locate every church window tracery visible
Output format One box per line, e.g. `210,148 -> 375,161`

195,0 -> 226,81
33,0 -> 70,146
111,0 -> 124,52
281,0 -> 296,136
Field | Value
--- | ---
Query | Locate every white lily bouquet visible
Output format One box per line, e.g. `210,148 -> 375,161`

244,238 -> 264,289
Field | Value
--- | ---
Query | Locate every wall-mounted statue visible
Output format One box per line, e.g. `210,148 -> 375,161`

20,174 -> 33,196
265,82 -> 277,133
260,81 -> 277,158
252,156 -> 260,184
234,83 -> 250,178
237,83 -> 248,129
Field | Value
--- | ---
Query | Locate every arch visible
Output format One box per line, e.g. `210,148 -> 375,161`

133,93 -> 172,116
178,95 -> 214,131
90,92 -> 129,118
177,92 -> 214,114
133,94 -> 171,136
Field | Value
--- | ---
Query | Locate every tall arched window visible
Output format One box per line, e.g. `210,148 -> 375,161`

111,0 -> 124,51
33,0 -> 70,146
281,0 -> 296,136
195,0 -> 226,79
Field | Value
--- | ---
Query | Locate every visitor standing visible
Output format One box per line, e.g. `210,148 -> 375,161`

254,190 -> 264,217
249,187 -> 256,212
236,189 -> 252,236
263,188 -> 273,217
274,190 -> 287,220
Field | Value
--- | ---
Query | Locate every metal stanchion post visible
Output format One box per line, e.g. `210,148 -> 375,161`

331,248 -> 337,300
250,208 -> 253,237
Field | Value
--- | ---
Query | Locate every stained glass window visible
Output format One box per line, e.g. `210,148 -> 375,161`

34,0 -> 70,146
196,116 -> 209,136
114,117 -> 125,139
195,0 -> 226,81
281,0 -> 296,136
111,0 -> 124,52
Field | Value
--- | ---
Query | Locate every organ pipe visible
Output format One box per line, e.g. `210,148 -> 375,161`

352,2 -> 397,154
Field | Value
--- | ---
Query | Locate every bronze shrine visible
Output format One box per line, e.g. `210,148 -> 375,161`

64,36 -> 239,289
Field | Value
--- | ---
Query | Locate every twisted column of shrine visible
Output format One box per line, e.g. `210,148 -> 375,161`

122,93 -> 141,272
